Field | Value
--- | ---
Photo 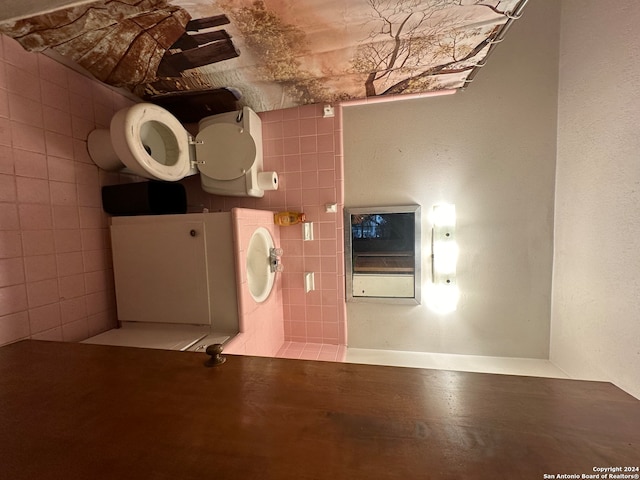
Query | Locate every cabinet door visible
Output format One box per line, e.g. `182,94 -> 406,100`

110,221 -> 210,325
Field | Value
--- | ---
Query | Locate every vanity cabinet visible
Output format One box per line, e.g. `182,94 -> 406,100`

110,213 -> 239,334
111,220 -> 210,325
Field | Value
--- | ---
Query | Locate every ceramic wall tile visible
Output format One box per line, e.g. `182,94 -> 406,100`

0,34 -> 128,346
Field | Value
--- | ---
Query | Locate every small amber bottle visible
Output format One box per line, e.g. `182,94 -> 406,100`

274,211 -> 306,226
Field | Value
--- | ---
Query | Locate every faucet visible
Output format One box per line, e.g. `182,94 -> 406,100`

270,247 -> 284,272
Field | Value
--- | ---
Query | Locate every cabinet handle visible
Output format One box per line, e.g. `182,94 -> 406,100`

190,229 -> 197,237
204,344 -> 226,367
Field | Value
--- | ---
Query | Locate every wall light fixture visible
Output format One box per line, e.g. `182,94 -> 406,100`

429,204 -> 459,313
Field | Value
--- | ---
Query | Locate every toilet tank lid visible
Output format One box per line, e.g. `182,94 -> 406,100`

195,123 -> 256,180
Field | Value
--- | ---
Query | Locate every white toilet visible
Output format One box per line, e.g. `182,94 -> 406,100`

87,103 -> 278,197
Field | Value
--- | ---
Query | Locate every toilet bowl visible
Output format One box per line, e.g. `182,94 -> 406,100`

87,103 -> 278,197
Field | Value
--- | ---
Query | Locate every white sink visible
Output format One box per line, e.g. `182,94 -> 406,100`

246,227 -> 276,303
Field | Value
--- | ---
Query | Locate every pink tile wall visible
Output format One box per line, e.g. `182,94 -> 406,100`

0,35 -> 137,346
223,208 -> 284,357
0,33 -> 347,349
182,104 -> 347,345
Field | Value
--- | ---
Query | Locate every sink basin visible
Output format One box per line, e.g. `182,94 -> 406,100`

246,227 -> 276,303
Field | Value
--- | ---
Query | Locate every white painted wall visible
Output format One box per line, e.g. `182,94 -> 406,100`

551,1 -> 640,399
343,0 -> 560,359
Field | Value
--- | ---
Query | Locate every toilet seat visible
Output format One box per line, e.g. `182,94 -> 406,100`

195,123 -> 256,180
110,103 -> 193,181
